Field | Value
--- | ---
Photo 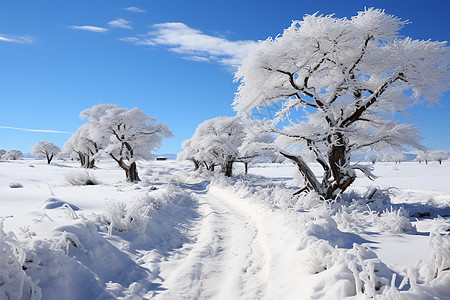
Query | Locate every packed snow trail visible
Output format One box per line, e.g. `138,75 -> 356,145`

155,176 -> 314,299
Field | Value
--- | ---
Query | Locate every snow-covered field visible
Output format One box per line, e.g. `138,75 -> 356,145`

1,159 -> 449,299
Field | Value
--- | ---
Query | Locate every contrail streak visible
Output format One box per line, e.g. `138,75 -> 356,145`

0,126 -> 71,134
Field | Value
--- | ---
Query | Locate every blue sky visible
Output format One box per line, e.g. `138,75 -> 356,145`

0,0 -> 449,155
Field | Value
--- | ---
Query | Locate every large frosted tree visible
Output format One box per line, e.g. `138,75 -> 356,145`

80,104 -> 173,182
233,8 -> 449,200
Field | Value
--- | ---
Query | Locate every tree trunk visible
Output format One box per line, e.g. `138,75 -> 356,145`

78,152 -> 85,167
81,155 -> 95,169
87,159 -> 95,169
46,154 -> 53,164
281,136 -> 356,201
126,162 -> 140,182
244,162 -> 249,175
223,160 -> 234,177
280,152 -> 322,195
110,154 -> 140,182
325,134 -> 355,199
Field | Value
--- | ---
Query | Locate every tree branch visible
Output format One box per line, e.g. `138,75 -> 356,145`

341,72 -> 405,126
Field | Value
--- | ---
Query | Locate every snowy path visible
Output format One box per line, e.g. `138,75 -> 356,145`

156,179 -> 313,300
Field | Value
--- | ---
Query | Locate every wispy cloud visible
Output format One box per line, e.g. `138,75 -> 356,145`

70,25 -> 108,33
108,18 -> 132,29
125,7 -> 146,13
0,34 -> 34,44
0,126 -> 71,134
120,22 -> 257,68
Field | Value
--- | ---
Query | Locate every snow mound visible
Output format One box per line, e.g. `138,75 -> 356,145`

36,198 -> 80,211
9,182 -> 24,188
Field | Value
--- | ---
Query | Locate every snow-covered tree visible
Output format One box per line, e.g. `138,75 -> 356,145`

431,151 -> 448,164
382,151 -> 405,164
366,152 -> 379,164
31,141 -> 61,164
179,117 -> 277,176
0,149 -> 6,159
1,150 -> 24,160
233,8 -> 449,200
80,104 -> 173,182
179,117 -> 247,177
63,123 -> 104,168
417,150 -> 431,164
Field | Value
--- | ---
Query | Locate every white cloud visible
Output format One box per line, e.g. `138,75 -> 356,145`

0,34 -> 34,44
0,126 -> 71,134
70,25 -> 108,33
120,22 -> 257,68
108,18 -> 132,29
125,7 -> 146,13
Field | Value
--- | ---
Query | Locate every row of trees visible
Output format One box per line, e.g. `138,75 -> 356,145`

1,143 -> 61,163
179,8 -> 449,200
1,105 -> 173,182
366,150 -> 449,165
417,151 -> 449,165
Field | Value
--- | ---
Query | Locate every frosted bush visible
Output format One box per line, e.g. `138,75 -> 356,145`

333,208 -> 372,233
377,207 -> 416,233
419,230 -> 450,283
294,191 -> 323,210
346,244 -> 393,297
64,170 -> 98,186
51,231 -> 87,255
0,221 -> 42,300
306,239 -> 338,274
104,200 -> 151,233
315,243 -> 400,298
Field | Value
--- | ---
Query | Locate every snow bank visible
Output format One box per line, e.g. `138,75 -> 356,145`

210,172 -> 450,299
0,221 -> 41,300
100,184 -> 197,252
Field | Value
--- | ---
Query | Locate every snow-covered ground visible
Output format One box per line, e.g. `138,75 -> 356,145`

1,159 -> 449,299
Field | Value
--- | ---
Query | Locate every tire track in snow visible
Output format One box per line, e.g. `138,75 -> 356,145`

155,175 -> 314,299
155,183 -> 271,299
200,187 -> 271,299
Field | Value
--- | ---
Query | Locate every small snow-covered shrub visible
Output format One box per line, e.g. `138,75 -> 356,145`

376,207 -> 416,233
104,200 -> 151,233
346,244 -> 393,297
306,239 -> 338,274
333,208 -> 372,234
9,182 -> 23,188
314,243 -> 399,298
294,191 -> 323,210
0,221 -> 42,300
64,170 -> 98,186
419,230 -> 450,283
